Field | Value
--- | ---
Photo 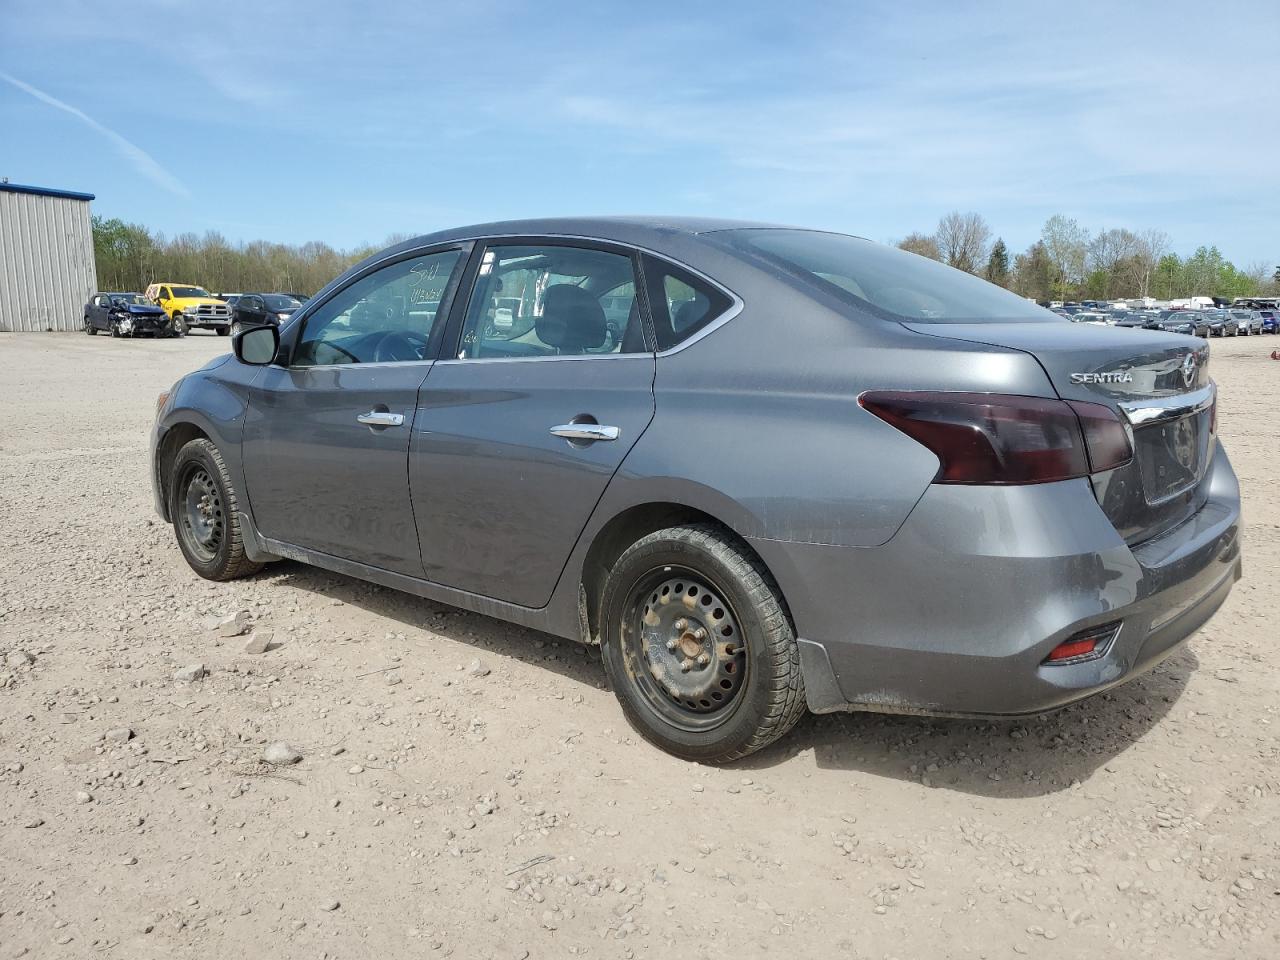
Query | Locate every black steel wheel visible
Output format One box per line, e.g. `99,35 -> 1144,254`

620,568 -> 749,731
601,524 -> 806,763
168,438 -> 263,581
178,464 -> 224,564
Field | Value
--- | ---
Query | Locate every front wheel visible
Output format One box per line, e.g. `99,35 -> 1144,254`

600,524 -> 806,763
169,438 -> 263,581
171,315 -> 188,337
216,325 -> 230,337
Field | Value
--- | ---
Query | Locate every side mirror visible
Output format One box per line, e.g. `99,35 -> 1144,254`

233,324 -> 280,365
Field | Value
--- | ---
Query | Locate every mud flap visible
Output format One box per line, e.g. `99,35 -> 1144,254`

797,638 -> 846,714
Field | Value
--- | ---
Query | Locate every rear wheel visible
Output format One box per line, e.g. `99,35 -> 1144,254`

169,438 -> 263,581
600,524 -> 805,763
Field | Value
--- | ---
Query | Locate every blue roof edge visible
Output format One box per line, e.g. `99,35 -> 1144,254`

0,181 -> 96,202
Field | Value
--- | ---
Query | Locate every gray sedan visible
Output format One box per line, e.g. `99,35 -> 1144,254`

150,218 -> 1241,762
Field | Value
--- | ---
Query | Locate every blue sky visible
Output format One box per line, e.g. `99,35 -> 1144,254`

2,0 -> 1277,266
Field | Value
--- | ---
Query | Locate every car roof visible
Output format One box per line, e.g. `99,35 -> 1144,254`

381,216 -> 867,256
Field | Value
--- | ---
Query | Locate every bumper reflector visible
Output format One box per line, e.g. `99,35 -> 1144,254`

1045,622 -> 1121,665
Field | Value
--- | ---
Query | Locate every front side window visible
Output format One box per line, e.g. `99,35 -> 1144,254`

458,244 -> 646,358
293,249 -> 461,366
716,228 -> 1059,324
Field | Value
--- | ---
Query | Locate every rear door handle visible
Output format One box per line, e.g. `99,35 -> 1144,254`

550,423 -> 620,442
357,410 -> 405,427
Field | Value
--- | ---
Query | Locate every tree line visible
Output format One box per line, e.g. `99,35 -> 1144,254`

90,216 -> 406,296
898,212 -> 1279,302
92,213 -> 1278,304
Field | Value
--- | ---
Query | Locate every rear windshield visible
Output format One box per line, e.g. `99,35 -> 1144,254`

715,229 -> 1058,323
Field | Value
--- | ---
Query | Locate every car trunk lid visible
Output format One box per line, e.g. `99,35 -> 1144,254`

903,321 -> 1215,544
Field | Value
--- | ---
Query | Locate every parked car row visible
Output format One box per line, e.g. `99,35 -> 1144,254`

83,286 -> 308,338
1051,304 -> 1279,338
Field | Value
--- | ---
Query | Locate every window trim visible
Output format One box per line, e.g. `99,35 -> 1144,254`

439,236 -> 656,363
280,241 -> 473,369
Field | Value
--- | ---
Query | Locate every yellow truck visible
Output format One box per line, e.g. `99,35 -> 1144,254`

144,283 -> 232,336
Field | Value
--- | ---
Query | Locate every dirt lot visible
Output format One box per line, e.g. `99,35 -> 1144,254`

1,330 -> 1277,959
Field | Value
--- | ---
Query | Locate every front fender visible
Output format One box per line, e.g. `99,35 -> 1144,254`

153,360 -> 259,520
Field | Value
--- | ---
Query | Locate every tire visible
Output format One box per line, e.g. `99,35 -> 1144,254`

230,321 -> 242,338
216,326 -> 230,337
172,315 -> 188,337
600,524 -> 806,763
169,438 -> 263,581
84,316 -> 96,335
109,321 -> 119,338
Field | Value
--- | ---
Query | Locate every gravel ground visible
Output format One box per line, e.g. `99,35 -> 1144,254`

1,330 -> 1277,959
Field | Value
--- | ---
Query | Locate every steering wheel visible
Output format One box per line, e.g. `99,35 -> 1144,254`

373,330 -> 428,363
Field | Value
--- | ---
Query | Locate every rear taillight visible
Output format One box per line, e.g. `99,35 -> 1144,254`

1065,399 -> 1133,472
858,392 -> 1132,485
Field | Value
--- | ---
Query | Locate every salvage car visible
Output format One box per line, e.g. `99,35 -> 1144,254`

144,283 -> 232,336
230,293 -> 303,335
151,218 -> 1242,762
1203,309 -> 1239,337
83,292 -> 174,337
1153,310 -> 1211,338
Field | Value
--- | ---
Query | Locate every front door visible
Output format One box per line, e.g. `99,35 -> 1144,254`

412,240 -> 656,607
241,245 -> 467,574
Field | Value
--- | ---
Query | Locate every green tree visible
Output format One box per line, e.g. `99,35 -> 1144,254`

1012,241 -> 1054,301
1153,254 -> 1182,300
984,238 -> 1010,287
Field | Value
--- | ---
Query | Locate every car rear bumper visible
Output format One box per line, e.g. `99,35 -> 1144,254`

755,443 -> 1241,717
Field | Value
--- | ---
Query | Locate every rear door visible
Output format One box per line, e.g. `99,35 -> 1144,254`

410,239 -> 656,606
241,245 -> 468,574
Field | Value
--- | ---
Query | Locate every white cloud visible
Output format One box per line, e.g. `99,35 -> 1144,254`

1,71 -> 189,197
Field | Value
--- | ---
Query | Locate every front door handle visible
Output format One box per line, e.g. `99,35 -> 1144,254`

357,410 -> 405,427
550,423 -> 620,442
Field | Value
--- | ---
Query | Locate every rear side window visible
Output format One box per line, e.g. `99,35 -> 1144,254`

642,256 -> 734,351
458,244 -> 646,358
716,228 -> 1057,324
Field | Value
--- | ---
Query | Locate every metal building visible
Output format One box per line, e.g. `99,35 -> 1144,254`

0,181 -> 97,332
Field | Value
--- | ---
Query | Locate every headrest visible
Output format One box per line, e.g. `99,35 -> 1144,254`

537,284 -> 606,351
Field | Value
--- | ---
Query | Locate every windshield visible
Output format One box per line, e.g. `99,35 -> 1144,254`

714,228 -> 1058,323
111,294 -> 150,306
262,295 -> 301,310
170,286 -> 211,298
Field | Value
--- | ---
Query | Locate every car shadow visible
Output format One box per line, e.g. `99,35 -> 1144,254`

263,561 -> 607,689
261,561 -> 1196,798
737,648 -> 1198,797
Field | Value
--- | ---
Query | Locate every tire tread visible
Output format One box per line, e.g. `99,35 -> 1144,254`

605,523 -> 806,762
173,438 -> 262,581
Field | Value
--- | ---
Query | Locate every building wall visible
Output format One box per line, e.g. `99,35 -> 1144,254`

0,190 -> 97,332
